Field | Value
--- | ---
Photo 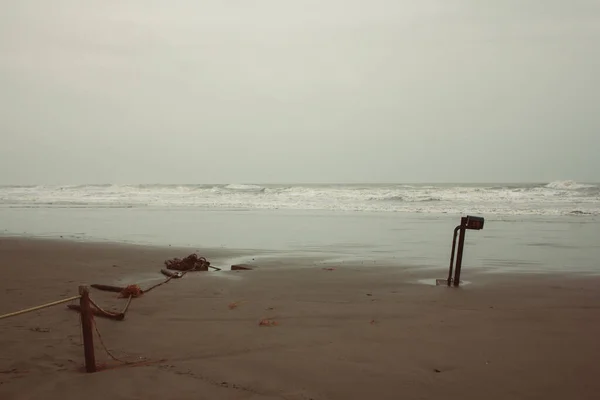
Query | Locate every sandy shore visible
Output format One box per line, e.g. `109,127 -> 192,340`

1,237 -> 600,399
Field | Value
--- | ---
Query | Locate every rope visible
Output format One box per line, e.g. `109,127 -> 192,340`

121,295 -> 133,315
92,318 -> 130,364
129,255 -> 213,296
93,295 -> 133,316
143,275 -> 179,294
119,285 -> 143,298
92,318 -> 159,369
89,297 -> 129,319
0,295 -> 81,320
89,297 -> 115,316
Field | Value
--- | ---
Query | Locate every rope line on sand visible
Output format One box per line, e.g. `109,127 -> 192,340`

78,252 -> 216,371
143,268 -> 194,294
0,295 -> 82,320
89,297 -> 118,316
92,318 -> 131,364
143,275 -> 175,294
92,318 -> 159,369
88,295 -> 133,319
121,294 -> 134,315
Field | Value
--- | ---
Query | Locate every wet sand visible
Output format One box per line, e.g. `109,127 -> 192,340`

1,237 -> 600,399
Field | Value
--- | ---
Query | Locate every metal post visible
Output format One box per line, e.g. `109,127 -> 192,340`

79,286 -> 96,373
453,217 -> 467,287
447,226 -> 461,286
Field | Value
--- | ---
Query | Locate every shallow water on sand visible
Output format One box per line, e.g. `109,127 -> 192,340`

1,207 -> 599,274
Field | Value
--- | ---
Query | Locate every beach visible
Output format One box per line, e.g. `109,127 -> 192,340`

3,0 -> 599,396
1,237 -> 600,400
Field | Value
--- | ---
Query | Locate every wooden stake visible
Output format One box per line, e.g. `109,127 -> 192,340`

79,286 -> 96,373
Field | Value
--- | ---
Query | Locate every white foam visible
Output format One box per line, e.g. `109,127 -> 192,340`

545,180 -> 596,190
0,182 -> 598,216
224,184 -> 265,192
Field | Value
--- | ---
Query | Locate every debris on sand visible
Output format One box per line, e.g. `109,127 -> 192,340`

231,264 -> 254,271
259,319 -> 278,327
120,284 -> 143,298
160,269 -> 183,278
165,254 -> 212,271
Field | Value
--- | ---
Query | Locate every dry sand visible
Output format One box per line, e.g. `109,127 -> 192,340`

1,237 -> 600,400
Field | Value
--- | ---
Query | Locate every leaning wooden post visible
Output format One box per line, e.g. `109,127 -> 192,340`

79,285 -> 96,373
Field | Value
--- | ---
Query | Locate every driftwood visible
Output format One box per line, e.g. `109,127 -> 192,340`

231,264 -> 253,271
91,284 -> 125,293
161,269 -> 183,278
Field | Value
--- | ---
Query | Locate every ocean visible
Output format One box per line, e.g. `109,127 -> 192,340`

1,181 -> 598,215
1,181 -> 599,274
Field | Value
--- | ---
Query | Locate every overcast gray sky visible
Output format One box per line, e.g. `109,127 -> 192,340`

1,0 -> 599,184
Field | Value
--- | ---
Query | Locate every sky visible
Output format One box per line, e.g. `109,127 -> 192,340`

1,0 -> 599,184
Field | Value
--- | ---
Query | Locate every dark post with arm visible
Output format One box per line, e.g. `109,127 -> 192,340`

443,216 -> 484,287
79,285 -> 96,373
453,217 -> 468,287
447,225 -> 461,286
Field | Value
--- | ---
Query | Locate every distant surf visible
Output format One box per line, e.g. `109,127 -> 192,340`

0,181 -> 598,216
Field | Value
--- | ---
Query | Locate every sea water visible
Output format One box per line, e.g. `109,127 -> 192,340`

1,181 -> 598,274
1,181 -> 598,216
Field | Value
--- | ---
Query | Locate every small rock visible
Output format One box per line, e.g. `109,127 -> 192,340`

434,369 -> 441,373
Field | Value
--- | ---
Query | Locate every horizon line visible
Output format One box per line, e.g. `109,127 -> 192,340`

1,180 -> 597,187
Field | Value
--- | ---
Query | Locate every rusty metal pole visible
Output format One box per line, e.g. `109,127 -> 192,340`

453,217 -> 468,287
447,225 -> 461,286
78,286 -> 96,373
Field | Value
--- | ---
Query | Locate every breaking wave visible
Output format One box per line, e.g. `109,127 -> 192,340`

545,180 -> 596,190
223,184 -> 266,192
0,181 -> 598,216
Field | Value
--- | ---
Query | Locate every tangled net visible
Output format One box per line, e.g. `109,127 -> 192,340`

164,253 -> 211,271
